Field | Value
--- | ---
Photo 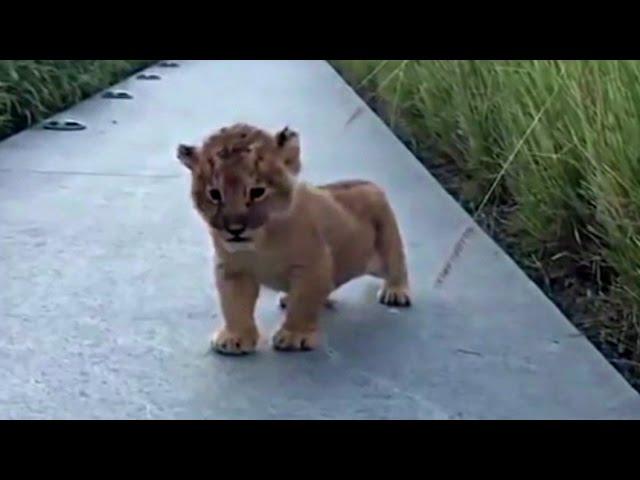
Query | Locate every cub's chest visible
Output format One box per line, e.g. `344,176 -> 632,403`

253,253 -> 292,292
224,250 -> 292,292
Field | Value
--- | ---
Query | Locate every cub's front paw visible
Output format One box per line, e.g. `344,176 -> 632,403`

272,327 -> 319,352
378,284 -> 412,307
212,327 -> 258,356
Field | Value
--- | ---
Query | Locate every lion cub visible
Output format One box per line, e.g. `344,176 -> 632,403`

177,123 -> 411,355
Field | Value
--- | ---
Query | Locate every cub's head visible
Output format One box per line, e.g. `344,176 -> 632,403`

177,123 -> 301,250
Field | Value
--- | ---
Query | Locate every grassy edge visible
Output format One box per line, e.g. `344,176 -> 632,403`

0,60 -> 157,141
329,60 -> 640,393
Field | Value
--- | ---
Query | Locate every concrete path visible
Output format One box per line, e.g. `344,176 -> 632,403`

1,60 -> 639,419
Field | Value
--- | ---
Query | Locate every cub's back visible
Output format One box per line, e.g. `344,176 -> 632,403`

317,179 -> 388,223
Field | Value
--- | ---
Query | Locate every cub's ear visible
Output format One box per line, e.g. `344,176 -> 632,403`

177,144 -> 197,170
275,126 -> 301,175
275,126 -> 298,147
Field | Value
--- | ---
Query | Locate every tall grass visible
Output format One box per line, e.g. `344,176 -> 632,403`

0,60 -> 154,139
335,60 -> 640,371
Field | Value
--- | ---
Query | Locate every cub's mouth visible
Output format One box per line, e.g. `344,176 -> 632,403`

221,234 -> 256,252
226,236 -> 252,243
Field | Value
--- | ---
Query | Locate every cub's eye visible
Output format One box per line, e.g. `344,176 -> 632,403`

208,188 -> 222,203
249,187 -> 266,201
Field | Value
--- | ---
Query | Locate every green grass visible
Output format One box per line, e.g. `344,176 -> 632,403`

334,60 -> 640,381
0,60 -> 155,139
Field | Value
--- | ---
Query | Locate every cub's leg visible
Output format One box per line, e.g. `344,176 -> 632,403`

213,265 -> 260,355
374,197 -> 412,307
278,294 -> 335,310
272,252 -> 333,351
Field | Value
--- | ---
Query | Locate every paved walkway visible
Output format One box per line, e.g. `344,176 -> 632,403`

1,61 -> 639,419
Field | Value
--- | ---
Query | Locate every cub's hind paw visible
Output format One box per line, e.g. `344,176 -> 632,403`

378,284 -> 411,307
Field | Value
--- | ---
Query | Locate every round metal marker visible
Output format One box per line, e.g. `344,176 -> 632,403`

102,90 -> 134,100
42,119 -> 87,131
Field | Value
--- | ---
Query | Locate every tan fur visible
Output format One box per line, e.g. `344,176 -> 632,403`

178,123 -> 411,355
